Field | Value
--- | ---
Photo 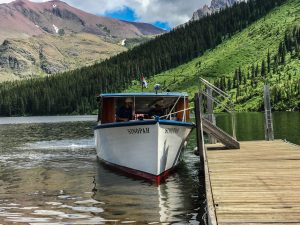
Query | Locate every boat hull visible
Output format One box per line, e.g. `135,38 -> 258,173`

94,120 -> 193,182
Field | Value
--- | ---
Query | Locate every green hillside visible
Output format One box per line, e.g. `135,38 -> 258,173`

127,0 -> 300,111
213,28 -> 300,111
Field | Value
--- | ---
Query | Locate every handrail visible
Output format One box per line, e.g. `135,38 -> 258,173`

167,96 -> 181,120
160,107 -> 194,119
199,76 -> 237,140
199,77 -> 231,98
201,91 -> 232,113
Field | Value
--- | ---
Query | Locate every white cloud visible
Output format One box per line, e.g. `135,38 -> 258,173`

71,0 -> 211,26
0,0 -> 211,27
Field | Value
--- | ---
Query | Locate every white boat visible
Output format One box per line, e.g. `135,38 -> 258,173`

94,93 -> 194,183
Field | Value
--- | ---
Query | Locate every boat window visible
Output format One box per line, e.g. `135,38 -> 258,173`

116,97 -> 189,120
100,96 -> 190,124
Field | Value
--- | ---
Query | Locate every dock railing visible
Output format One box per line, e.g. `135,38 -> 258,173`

199,77 -> 237,140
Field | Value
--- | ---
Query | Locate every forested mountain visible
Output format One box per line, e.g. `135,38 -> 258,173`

0,0 -> 165,81
0,0 -> 288,116
128,0 -> 299,112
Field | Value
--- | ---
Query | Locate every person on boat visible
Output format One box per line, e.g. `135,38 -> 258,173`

116,98 -> 133,122
149,104 -> 164,118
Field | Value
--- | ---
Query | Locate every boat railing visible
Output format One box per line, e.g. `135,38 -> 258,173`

160,107 -> 194,121
166,96 -> 181,120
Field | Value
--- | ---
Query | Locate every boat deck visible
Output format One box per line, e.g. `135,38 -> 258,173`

204,140 -> 300,225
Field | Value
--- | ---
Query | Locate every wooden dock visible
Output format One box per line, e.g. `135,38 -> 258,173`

204,140 -> 300,225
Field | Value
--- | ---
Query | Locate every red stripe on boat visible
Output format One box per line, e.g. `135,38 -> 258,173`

98,158 -> 175,184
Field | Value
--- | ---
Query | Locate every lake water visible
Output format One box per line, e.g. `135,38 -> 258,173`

216,112 -> 300,145
0,112 -> 299,225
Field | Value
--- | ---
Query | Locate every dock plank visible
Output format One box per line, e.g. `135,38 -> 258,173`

205,140 -> 300,225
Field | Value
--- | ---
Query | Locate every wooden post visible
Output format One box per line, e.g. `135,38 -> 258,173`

194,93 -> 205,172
231,111 -> 237,140
194,92 -> 208,223
206,87 -> 217,144
264,84 -> 274,141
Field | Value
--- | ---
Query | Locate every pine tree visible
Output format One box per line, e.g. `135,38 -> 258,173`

251,63 -> 255,79
255,64 -> 259,77
273,55 -> 278,73
267,49 -> 271,73
238,66 -> 242,85
261,59 -> 266,78
227,79 -> 231,90
279,42 -> 287,64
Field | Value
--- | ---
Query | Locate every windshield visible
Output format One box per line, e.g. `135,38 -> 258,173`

115,97 -> 179,114
100,96 -> 189,123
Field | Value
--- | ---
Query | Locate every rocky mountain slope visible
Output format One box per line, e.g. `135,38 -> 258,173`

0,33 -> 127,81
0,0 -> 165,81
191,0 -> 246,21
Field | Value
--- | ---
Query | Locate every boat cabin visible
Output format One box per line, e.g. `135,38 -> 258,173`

97,93 -> 190,124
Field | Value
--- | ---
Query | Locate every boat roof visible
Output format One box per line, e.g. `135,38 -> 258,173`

99,92 -> 188,98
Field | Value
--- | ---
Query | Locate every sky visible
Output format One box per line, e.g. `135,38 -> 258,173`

0,0 -> 211,30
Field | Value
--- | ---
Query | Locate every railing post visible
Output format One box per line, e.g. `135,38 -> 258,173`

206,87 -> 217,144
194,92 -> 209,224
264,84 -> 274,141
231,110 -> 237,140
194,93 -> 205,172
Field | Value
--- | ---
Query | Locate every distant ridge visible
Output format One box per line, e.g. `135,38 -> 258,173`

190,0 -> 246,21
0,0 -> 165,81
0,0 -> 165,43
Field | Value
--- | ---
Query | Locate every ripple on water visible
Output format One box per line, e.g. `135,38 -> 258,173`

32,210 -> 65,216
74,199 -> 104,205
21,139 -> 95,150
57,195 -> 72,199
58,213 -> 91,219
20,207 -> 39,210
60,204 -> 104,213
45,202 -> 63,206
1,138 -> 96,169
0,205 -> 108,224
0,212 -> 23,217
5,216 -> 52,223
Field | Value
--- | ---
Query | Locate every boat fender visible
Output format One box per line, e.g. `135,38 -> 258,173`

193,146 -> 199,156
183,141 -> 188,149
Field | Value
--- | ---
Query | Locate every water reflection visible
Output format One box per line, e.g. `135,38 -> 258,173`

0,166 -> 104,224
92,160 -> 202,224
0,159 -> 202,224
216,112 -> 300,144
